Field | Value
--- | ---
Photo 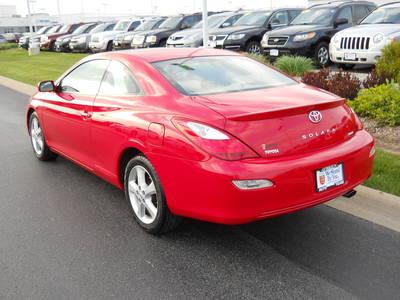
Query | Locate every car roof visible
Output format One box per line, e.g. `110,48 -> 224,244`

96,48 -> 240,63
380,1 -> 400,8
311,0 -> 374,8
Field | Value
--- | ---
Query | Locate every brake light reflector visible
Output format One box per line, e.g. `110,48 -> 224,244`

173,119 -> 259,161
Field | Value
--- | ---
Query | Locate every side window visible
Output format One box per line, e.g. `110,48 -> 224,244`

69,24 -> 80,33
128,21 -> 141,31
224,14 -> 242,27
84,24 -> 97,33
60,60 -> 109,94
271,11 -> 289,25
337,6 -> 353,24
354,5 -> 370,23
105,24 -> 115,31
289,10 -> 301,21
98,61 -> 141,95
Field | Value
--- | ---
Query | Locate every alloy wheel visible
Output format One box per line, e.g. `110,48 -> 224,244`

128,165 -> 158,224
30,117 -> 44,156
318,46 -> 329,66
248,43 -> 261,55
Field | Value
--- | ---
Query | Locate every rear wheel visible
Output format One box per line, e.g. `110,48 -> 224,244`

245,41 -> 262,55
315,42 -> 330,68
29,112 -> 57,161
124,156 -> 180,234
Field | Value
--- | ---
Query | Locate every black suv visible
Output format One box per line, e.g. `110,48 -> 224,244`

131,13 -> 203,48
208,9 -> 302,54
261,1 -> 376,67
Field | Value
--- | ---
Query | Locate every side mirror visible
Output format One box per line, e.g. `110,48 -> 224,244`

334,18 -> 348,28
38,80 -> 55,92
221,22 -> 231,28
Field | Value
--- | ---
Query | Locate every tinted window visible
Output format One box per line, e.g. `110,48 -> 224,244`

182,15 -> 201,28
337,6 -> 353,23
83,24 -> 97,33
225,14 -> 243,26
153,56 -> 295,96
60,60 -> 109,94
128,21 -> 141,31
271,11 -> 289,25
99,61 -> 141,95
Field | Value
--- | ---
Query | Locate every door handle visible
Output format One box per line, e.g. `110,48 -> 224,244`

81,110 -> 92,120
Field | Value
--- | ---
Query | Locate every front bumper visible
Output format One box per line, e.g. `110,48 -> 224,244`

167,40 -> 200,48
40,41 -> 53,50
88,41 -> 107,52
210,37 -> 245,51
54,41 -> 70,52
262,39 -> 315,59
69,41 -> 88,52
131,41 -> 157,48
151,130 -> 374,225
329,44 -> 382,65
113,40 -> 132,50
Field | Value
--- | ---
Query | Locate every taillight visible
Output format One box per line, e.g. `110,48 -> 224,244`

172,119 -> 259,161
350,107 -> 363,130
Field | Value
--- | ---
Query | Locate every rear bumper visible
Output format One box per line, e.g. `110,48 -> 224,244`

150,130 -> 374,224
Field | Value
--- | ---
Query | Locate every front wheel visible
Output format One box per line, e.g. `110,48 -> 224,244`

315,42 -> 330,68
124,156 -> 180,234
245,41 -> 262,55
29,112 -> 57,161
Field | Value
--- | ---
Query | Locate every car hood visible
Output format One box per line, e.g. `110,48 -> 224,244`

268,24 -> 329,35
336,24 -> 400,36
210,25 -> 262,35
170,28 -> 202,38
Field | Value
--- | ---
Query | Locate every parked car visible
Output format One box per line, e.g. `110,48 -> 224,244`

166,11 -> 245,48
262,1 -> 376,67
131,13 -> 203,48
89,19 -> 144,52
30,25 -> 62,49
54,22 -> 99,52
0,35 -> 6,43
3,32 -> 23,43
330,2 -> 400,68
40,23 -> 84,51
208,9 -> 302,54
27,48 -> 374,234
19,26 -> 52,49
69,22 -> 116,53
113,17 -> 166,50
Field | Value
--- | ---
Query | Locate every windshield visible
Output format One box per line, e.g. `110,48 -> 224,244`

361,6 -> 400,24
153,56 -> 295,96
114,21 -> 130,31
37,27 -> 48,34
159,16 -> 183,29
291,8 -> 336,25
73,24 -> 91,34
90,23 -> 107,33
47,25 -> 61,34
59,24 -> 69,33
234,11 -> 271,26
193,15 -> 227,29
136,19 -> 164,31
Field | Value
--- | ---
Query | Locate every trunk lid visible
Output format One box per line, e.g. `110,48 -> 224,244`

193,83 -> 358,158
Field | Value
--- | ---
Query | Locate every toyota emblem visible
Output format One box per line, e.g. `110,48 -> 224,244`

309,110 -> 323,123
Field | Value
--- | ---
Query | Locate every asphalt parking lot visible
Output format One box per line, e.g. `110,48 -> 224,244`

1,84 -> 400,299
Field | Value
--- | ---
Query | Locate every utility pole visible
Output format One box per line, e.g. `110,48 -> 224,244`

81,0 -> 85,21
26,0 -> 33,33
56,0 -> 61,21
202,0 -> 209,48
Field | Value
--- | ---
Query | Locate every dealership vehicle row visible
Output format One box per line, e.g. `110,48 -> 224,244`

15,1 -> 400,68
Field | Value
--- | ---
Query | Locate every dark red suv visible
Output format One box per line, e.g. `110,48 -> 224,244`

40,23 -> 84,51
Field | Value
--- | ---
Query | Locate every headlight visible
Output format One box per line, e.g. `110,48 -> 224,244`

146,35 -> 157,43
227,33 -> 245,40
373,33 -> 384,44
262,34 -> 269,42
123,35 -> 134,42
293,32 -> 316,42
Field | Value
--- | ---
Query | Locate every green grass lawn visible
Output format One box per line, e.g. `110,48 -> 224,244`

0,48 -> 87,85
365,149 -> 400,197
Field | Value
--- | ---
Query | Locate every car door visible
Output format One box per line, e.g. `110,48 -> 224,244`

39,59 -> 109,168
91,60 -> 144,183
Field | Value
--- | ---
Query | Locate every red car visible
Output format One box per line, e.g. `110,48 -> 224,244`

27,48 -> 374,234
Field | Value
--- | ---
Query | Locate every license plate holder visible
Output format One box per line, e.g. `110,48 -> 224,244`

270,49 -> 279,56
344,53 -> 356,61
315,163 -> 344,192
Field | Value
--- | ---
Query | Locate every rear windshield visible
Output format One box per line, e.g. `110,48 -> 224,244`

153,56 -> 296,96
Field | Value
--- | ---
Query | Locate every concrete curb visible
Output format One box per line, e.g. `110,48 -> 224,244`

0,76 -> 35,96
1,76 -> 400,232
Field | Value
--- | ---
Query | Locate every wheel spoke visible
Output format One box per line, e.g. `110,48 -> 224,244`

144,198 -> 157,218
136,167 -> 146,188
144,182 -> 156,197
138,202 -> 146,218
128,181 -> 139,194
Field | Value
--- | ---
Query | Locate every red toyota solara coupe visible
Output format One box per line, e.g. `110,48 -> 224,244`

27,48 -> 375,234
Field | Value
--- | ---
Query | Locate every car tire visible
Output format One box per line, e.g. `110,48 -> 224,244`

158,39 -> 167,47
338,63 -> 355,70
29,112 -> 57,161
106,41 -> 113,51
315,42 -> 330,68
245,40 -> 262,55
124,155 -> 180,234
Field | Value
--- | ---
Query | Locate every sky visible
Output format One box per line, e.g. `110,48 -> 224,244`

0,0 -> 308,16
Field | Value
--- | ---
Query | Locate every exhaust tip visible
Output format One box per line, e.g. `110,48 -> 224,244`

343,189 -> 357,198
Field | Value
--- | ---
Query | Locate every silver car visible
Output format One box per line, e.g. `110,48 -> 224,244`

167,12 -> 245,48
69,22 -> 116,52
